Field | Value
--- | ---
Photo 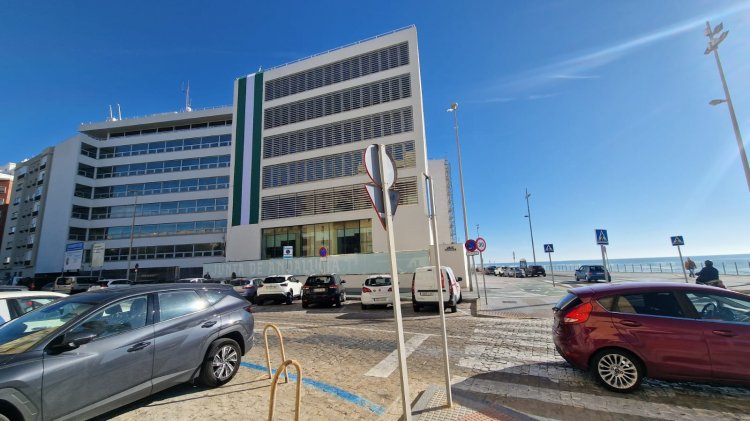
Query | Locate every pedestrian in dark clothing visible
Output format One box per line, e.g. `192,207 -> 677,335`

231,272 -> 237,280
204,273 -> 211,279
695,260 -> 719,284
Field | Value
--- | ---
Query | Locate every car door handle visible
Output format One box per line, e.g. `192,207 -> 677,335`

201,321 -> 217,328
127,342 -> 151,352
619,320 -> 641,327
712,330 -> 738,337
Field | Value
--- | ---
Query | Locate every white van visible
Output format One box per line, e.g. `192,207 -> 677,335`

411,266 -> 462,313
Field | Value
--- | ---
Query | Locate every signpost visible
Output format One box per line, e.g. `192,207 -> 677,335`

595,229 -> 611,282
282,246 -> 293,259
91,242 -> 105,277
364,144 -> 413,419
423,172 -> 453,408
64,242 -> 84,272
476,237 -> 488,305
544,243 -> 555,286
671,236 -> 689,283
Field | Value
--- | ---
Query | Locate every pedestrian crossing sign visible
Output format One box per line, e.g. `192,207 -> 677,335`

671,236 -> 684,246
595,229 -> 609,245
544,244 -> 554,253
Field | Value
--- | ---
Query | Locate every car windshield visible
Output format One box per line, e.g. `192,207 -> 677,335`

305,276 -> 333,286
264,277 -> 287,284
365,277 -> 391,287
0,297 -> 97,355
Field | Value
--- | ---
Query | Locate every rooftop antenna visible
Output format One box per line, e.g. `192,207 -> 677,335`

107,105 -> 115,121
117,104 -> 122,120
182,81 -> 192,112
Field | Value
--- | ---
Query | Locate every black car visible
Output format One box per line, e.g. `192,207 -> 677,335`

526,265 -> 546,277
0,284 -> 254,421
301,274 -> 347,308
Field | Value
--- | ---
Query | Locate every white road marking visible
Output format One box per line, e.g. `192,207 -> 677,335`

365,333 -> 430,378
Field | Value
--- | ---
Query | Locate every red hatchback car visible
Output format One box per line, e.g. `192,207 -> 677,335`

553,282 -> 750,392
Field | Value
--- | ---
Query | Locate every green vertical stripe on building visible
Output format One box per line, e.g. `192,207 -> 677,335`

249,72 -> 264,224
231,77 -> 247,226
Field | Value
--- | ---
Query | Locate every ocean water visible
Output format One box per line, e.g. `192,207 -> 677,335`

491,254 -> 750,276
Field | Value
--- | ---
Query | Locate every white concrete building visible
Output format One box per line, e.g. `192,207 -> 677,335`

1,109 -> 234,281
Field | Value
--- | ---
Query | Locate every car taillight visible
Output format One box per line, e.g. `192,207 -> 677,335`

303,285 -> 311,290
243,305 -> 253,313
328,284 -> 337,289
243,284 -> 254,289
563,302 -> 592,324
441,273 -> 445,289
362,287 -> 372,293
587,271 -> 593,276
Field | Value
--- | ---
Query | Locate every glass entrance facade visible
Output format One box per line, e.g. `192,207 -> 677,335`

261,219 -> 372,259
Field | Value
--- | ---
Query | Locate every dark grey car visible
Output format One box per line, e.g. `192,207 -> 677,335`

0,284 -> 254,421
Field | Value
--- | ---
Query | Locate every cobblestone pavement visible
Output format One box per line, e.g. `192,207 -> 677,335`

101,298 -> 750,421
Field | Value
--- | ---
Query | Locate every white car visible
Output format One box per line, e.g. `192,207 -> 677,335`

256,275 -> 303,305
177,278 -> 208,283
0,291 -> 67,324
411,266 -> 462,313
88,279 -> 133,291
361,275 -> 393,309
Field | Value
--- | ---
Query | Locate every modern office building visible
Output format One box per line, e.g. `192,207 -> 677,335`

1,25 -> 462,283
0,163 -> 16,266
1,109 -> 234,282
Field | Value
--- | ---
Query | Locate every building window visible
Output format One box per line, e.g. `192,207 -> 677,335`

261,219 -> 372,259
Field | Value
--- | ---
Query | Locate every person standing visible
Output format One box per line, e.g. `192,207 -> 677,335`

685,258 -> 697,278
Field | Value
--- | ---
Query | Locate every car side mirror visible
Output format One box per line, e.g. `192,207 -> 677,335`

457,277 -> 463,283
50,331 -> 96,352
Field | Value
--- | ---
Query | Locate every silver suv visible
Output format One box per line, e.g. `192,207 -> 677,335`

53,276 -> 100,294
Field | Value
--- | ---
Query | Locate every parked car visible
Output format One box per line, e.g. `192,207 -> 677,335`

177,277 -> 208,283
0,283 -> 254,420
503,267 -> 515,277
301,274 -> 347,308
574,265 -> 611,282
553,282 -> 750,392
495,266 -> 508,276
256,275 -> 303,305
526,265 -> 546,277
484,266 -> 497,275
88,279 -> 133,291
53,276 -> 100,294
361,275 -> 393,309
412,266 -> 462,313
510,267 -> 525,278
0,291 -> 67,324
231,277 -> 264,303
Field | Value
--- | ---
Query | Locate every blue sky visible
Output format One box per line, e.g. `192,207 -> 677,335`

1,1 -> 749,262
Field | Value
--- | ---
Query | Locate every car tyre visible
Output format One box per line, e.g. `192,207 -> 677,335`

450,302 -> 458,313
457,292 -> 463,304
591,349 -> 644,393
285,293 -> 293,305
334,294 -> 342,308
0,413 -> 10,421
413,303 -> 421,312
302,301 -> 309,308
256,298 -> 264,306
199,338 -> 241,387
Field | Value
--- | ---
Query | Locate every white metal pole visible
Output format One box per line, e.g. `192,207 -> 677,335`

380,145 -> 412,420
677,245 -> 689,283
426,175 -> 452,407
525,189 -> 537,264
601,245 -> 609,282
479,251 -> 488,305
548,252 -> 555,287
449,104 -> 475,291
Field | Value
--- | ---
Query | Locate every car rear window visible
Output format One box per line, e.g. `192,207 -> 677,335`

305,276 -> 333,286
264,277 -> 286,284
589,266 -> 604,271
365,277 -> 391,287
554,292 -> 580,312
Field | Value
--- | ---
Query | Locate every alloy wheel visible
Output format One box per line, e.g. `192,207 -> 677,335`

212,345 -> 239,381
597,353 -> 639,390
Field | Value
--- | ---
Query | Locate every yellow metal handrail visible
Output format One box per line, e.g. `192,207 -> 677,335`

263,324 -> 289,383
267,359 -> 302,421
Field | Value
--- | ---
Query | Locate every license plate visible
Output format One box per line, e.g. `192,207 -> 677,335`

374,298 -> 386,302
420,292 -> 435,296
314,288 -> 326,293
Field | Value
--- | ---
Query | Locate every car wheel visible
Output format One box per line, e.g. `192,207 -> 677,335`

341,291 -> 346,302
256,298 -> 264,306
0,413 -> 10,421
457,292 -> 463,304
585,276 -> 591,283
199,338 -> 241,387
302,301 -> 309,308
334,294 -> 342,308
591,349 -> 644,393
450,302 -> 458,313
285,293 -> 293,305
413,303 -> 421,312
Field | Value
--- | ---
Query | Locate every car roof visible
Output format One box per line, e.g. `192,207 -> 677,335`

0,291 -> 68,299
80,283 -> 233,300
366,274 -> 391,278
569,282 -> 742,298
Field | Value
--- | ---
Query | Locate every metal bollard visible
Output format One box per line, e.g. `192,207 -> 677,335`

267,359 -> 302,421
722,262 -> 726,275
669,262 -> 673,273
735,262 -> 739,275
264,324 -> 289,383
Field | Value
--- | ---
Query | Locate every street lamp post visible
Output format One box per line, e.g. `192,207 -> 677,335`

447,102 -> 475,292
524,188 -> 537,265
704,21 -> 750,192
125,192 -> 139,281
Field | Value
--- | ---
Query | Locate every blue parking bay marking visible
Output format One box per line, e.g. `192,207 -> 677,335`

240,362 -> 386,415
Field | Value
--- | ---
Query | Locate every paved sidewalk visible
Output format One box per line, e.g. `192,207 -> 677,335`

412,385 -> 538,421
